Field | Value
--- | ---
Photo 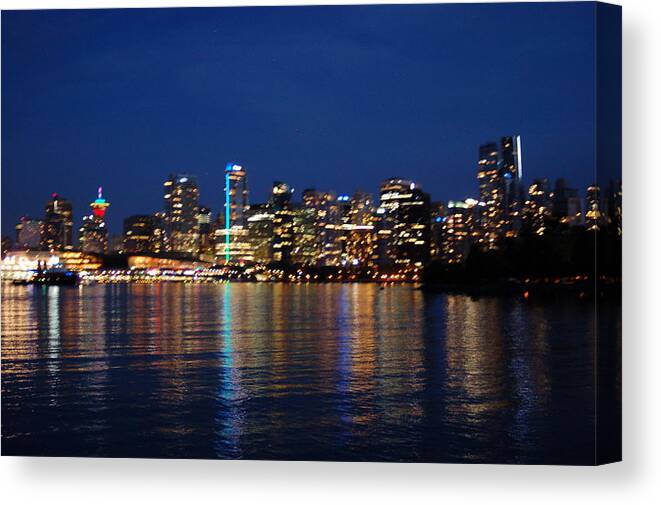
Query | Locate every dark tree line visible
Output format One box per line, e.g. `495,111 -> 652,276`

423,222 -> 621,285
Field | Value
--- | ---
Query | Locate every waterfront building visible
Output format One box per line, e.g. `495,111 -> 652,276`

291,189 -> 329,266
523,178 -> 552,236
79,187 -> 110,254
377,178 -> 431,269
339,192 -> 375,267
152,212 -> 169,253
317,192 -> 343,267
500,135 -> 524,237
477,143 -> 504,249
15,216 -> 42,250
41,193 -> 73,251
216,163 -> 253,264
271,181 -> 295,264
551,178 -> 583,226
163,174 -> 199,254
442,200 -> 472,264
224,163 -> 249,228
196,205 -> 213,260
1,249 -> 101,279
429,202 -> 446,259
291,193 -> 318,266
123,215 -> 161,254
246,203 -> 275,264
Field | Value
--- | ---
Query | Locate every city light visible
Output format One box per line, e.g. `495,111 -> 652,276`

1,136 -> 621,286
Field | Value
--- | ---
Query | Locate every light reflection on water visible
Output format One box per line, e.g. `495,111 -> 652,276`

1,282 -> 610,463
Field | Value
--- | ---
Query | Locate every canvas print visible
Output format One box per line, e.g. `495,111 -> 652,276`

1,2 -> 621,464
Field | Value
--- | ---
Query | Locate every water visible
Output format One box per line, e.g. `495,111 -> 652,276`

1,283 -> 619,463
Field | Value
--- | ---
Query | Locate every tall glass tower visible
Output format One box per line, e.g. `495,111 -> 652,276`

217,163 -> 252,264
163,174 -> 200,254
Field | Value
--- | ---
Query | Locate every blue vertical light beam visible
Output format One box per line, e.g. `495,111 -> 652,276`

225,169 -> 231,264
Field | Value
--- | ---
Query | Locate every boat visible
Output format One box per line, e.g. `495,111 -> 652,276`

13,261 -> 79,286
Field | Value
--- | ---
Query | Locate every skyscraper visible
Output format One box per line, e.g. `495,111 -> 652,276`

79,187 -> 110,254
442,200 -> 472,264
523,178 -> 551,236
164,174 -> 199,254
246,203 -> 275,264
339,192 -> 375,267
271,181 -> 295,264
123,215 -> 160,254
551,178 -> 583,226
41,193 -> 73,251
429,202 -> 446,259
500,135 -> 524,236
217,163 -> 252,264
477,143 -> 503,249
377,178 -> 431,269
224,163 -> 249,228
196,206 -> 213,259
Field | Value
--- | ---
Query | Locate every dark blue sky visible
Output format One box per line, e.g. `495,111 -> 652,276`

2,3 -> 597,236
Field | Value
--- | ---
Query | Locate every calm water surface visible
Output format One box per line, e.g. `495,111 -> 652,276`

1,283 -> 618,463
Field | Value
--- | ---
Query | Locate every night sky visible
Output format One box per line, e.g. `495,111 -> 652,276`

2,3 -> 598,236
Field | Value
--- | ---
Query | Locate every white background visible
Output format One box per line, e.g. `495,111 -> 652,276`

1,0 -> 659,503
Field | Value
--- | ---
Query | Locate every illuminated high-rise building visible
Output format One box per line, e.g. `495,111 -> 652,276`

246,203 -> 275,264
500,135 -> 524,236
377,178 -> 431,269
41,193 -> 73,251
551,178 -> 583,226
15,216 -> 42,250
271,181 -> 295,264
290,189 -> 324,266
442,200 -> 472,264
477,143 -> 503,249
338,192 -> 375,267
196,206 -> 213,259
164,174 -> 199,254
216,163 -> 252,264
152,212 -> 169,253
79,187 -> 110,254
122,215 -> 163,254
224,163 -> 249,227
429,202 -> 446,259
292,192 -> 318,266
523,178 -> 551,236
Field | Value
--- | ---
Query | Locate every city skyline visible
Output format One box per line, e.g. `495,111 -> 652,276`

2,132 -> 622,277
2,3 -> 601,236
4,134 -> 602,247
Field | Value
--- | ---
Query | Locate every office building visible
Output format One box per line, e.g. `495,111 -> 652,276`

122,215 -> 163,254
551,179 -> 583,226
377,178 -> 431,269
523,178 -> 551,236
41,193 -> 73,251
477,143 -> 503,248
164,174 -> 199,254
271,181 -> 295,264
216,163 -> 253,264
